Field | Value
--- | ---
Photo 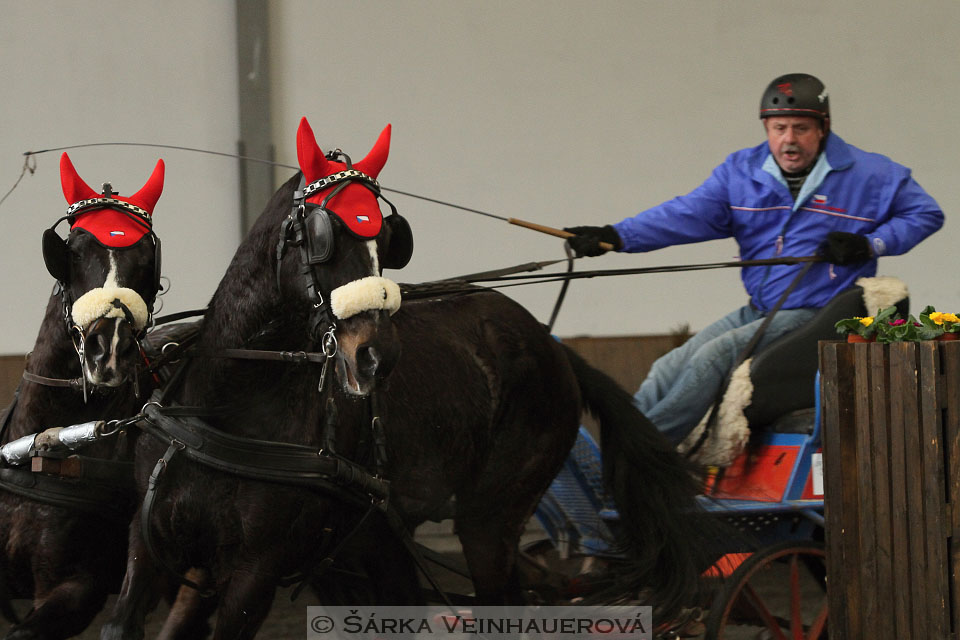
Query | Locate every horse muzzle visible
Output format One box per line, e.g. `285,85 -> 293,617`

71,287 -> 149,387
328,277 -> 402,396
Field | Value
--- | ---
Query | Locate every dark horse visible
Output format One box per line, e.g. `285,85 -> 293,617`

0,154 -> 167,639
104,119 -> 708,639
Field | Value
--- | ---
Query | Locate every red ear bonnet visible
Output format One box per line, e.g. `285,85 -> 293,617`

296,118 -> 391,238
60,152 -> 164,247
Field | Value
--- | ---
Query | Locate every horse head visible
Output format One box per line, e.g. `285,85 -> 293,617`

278,117 -> 412,395
42,152 -> 164,388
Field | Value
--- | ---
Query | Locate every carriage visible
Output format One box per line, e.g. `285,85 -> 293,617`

0,120 -> 901,639
526,280 -> 909,638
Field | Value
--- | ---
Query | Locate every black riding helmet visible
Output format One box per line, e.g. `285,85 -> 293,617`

759,73 -> 830,133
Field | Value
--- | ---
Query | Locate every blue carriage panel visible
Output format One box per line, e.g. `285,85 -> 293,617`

533,427 -> 618,556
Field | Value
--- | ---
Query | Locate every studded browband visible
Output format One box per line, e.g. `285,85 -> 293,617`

65,198 -> 153,229
301,169 -> 379,199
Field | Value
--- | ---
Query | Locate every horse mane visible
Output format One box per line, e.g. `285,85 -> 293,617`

199,173 -> 303,353
179,173 -> 321,434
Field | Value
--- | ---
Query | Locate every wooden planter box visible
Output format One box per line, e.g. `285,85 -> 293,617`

819,340 -> 960,640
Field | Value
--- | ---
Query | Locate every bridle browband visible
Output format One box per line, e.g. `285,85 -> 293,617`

64,196 -> 153,229
302,168 -> 380,199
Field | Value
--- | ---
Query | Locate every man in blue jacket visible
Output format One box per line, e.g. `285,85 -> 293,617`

565,73 -> 943,446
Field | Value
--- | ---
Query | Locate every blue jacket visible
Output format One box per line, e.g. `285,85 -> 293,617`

612,133 -> 944,311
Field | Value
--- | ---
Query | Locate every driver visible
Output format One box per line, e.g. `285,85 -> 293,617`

565,73 -> 943,446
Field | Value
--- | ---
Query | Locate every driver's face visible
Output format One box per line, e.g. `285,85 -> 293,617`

764,116 -> 825,173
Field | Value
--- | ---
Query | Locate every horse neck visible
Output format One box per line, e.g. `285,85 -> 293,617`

178,176 -> 320,441
198,174 -> 301,355
6,293 -> 137,442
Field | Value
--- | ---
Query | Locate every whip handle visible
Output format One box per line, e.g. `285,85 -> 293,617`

507,218 -> 615,251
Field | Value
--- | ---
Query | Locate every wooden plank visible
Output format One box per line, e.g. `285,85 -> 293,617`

854,343 -> 878,638
920,342 -> 949,636
821,341 -> 848,640
869,342 -> 895,640
942,341 -> 960,635
896,343 -> 929,638
903,343 -> 932,637
888,343 -> 915,638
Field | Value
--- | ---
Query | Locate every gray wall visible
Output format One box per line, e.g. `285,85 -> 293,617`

2,1 -> 958,353
270,0 -> 959,337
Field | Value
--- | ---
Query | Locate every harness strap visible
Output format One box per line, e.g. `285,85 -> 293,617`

151,308 -> 207,326
0,467 -> 131,521
141,403 -> 389,499
204,348 -> 330,365
22,371 -> 84,390
140,441 -> 214,597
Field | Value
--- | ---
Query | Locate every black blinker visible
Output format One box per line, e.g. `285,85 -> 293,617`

42,228 -> 70,283
382,214 -> 413,270
304,208 -> 335,265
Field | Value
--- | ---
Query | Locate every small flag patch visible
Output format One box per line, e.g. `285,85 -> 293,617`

812,194 -> 827,204
110,231 -> 126,236
356,215 -> 370,223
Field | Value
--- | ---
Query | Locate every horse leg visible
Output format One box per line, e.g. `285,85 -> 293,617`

100,534 -> 165,640
210,563 -> 279,640
454,505 -> 528,605
155,571 -> 216,640
4,576 -> 107,640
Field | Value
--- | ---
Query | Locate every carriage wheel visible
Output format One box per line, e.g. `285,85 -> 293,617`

704,539 -> 827,640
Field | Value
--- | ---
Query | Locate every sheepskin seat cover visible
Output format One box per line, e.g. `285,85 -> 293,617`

678,275 -> 908,467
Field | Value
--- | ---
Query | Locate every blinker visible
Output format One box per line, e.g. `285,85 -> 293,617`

382,213 -> 413,270
304,207 -> 335,265
42,227 -> 70,283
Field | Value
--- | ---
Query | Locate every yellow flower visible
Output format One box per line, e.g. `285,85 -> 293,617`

929,312 -> 959,325
857,316 -> 874,327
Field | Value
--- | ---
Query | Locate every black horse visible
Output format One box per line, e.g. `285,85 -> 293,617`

104,119 -> 709,639
0,154 -> 172,639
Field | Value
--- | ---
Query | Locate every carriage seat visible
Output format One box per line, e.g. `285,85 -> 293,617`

678,276 -> 909,467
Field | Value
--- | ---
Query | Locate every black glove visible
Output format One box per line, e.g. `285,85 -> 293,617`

562,225 -> 623,257
820,231 -> 872,265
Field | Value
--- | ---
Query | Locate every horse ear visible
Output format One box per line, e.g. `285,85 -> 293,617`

356,124 -> 391,179
296,117 -> 330,181
128,159 -> 165,214
59,152 -> 99,205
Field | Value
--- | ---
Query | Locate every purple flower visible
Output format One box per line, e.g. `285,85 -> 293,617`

889,319 -> 907,326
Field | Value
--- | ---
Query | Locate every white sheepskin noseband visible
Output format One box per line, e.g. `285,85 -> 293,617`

330,276 -> 401,320
71,287 -> 150,331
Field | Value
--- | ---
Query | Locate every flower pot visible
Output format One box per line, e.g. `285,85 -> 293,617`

937,333 -> 960,341
847,334 -> 875,343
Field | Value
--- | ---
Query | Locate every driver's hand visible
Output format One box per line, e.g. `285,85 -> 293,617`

563,225 -> 623,257
820,231 -> 872,265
